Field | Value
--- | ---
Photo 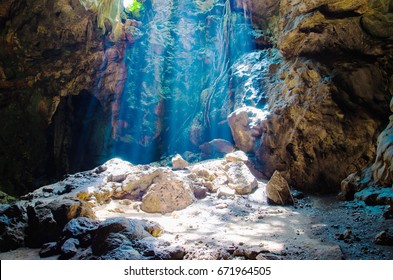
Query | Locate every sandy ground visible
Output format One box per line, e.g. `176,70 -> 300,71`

1,180 -> 392,260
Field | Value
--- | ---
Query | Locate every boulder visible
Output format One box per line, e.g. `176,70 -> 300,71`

199,139 -> 235,155
100,246 -> 143,260
25,204 -> 60,247
61,217 -> 99,247
91,217 -> 152,256
47,198 -> 95,227
228,107 -> 268,153
171,154 -> 189,170
225,161 -> 258,195
374,230 -> 393,246
120,166 -> 160,200
59,238 -> 80,260
225,150 -> 249,163
39,242 -> 59,258
266,171 -> 295,206
141,172 -> 195,214
0,203 -> 26,251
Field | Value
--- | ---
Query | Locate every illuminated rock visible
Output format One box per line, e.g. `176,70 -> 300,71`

140,171 -> 195,214
171,154 -> 189,170
225,150 -> 249,163
228,106 -> 268,153
225,161 -> 258,195
266,171 -> 294,206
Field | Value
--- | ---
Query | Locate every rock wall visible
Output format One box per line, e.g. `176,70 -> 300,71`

238,0 -> 393,192
0,0 -> 126,195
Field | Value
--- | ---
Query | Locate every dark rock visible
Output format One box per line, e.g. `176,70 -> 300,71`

374,230 -> 393,246
91,218 -> 151,256
25,204 -> 60,247
47,199 -> 95,228
100,246 -> 143,260
165,245 -> 186,260
266,171 -> 295,206
74,247 -> 94,260
0,220 -> 26,252
62,217 -> 99,240
60,238 -> 80,260
383,206 -> 393,219
193,187 -> 208,199
292,190 -> 305,199
39,242 -> 59,258
0,203 -> 27,252
92,232 -> 133,256
0,203 -> 25,220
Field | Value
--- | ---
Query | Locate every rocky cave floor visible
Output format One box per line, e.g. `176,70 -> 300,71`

0,156 -> 393,260
88,191 -> 393,260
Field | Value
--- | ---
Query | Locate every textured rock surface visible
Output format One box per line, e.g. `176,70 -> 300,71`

228,107 -> 268,153
372,115 -> 393,186
0,204 -> 26,251
248,0 -> 393,192
266,171 -> 294,205
0,0 -> 126,195
226,161 -> 258,195
171,154 -> 189,170
141,171 -> 195,214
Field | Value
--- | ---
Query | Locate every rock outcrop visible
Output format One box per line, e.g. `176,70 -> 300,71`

227,0 -> 393,193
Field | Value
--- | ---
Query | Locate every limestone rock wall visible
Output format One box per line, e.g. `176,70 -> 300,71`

0,0 -> 126,195
244,0 -> 393,192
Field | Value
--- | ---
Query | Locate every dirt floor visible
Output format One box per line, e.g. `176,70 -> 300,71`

1,179 -> 392,260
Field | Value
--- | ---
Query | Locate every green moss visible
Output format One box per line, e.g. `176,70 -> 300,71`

0,190 -> 18,204
125,0 -> 143,18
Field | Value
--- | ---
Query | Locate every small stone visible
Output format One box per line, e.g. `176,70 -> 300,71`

343,229 -> 352,239
215,203 -> 228,209
144,221 -> 164,237
217,186 -> 236,198
171,154 -> 189,170
193,187 -> 208,199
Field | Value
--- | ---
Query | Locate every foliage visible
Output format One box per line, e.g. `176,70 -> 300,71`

125,0 -> 143,18
79,0 -> 124,41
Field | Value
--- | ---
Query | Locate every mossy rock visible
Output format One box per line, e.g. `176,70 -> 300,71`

0,191 -> 18,204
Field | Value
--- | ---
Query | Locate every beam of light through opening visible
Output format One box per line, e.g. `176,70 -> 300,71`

109,0 -> 258,164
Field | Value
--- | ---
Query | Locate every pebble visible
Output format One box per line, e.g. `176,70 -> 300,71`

215,203 -> 228,209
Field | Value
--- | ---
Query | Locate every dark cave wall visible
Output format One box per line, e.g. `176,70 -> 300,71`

0,0 -> 127,195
